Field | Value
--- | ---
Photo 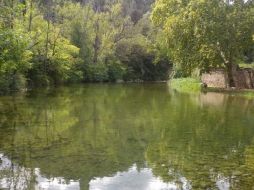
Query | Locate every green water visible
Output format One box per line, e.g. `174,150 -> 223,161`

0,84 -> 254,190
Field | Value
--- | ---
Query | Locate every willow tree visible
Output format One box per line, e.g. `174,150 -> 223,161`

152,0 -> 254,86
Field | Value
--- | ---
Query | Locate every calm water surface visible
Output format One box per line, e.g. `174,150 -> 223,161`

0,84 -> 254,190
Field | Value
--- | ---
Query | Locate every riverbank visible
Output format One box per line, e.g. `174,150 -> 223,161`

0,81 -> 169,96
204,87 -> 254,99
169,78 -> 254,99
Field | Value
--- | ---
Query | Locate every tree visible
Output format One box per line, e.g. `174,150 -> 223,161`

0,0 -> 32,92
152,0 -> 254,86
21,1 -> 82,86
0,0 -> 171,93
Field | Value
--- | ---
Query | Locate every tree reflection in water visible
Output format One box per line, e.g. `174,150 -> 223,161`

0,84 -> 254,190
0,154 -> 79,190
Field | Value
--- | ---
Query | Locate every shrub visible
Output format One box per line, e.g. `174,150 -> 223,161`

84,64 -> 109,82
123,67 -> 140,81
107,61 -> 126,82
170,78 -> 202,93
0,72 -> 27,94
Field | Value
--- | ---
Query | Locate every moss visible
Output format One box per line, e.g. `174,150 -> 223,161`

169,78 -> 202,93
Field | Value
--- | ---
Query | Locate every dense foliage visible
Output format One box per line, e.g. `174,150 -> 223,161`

0,0 -> 171,93
152,0 -> 254,86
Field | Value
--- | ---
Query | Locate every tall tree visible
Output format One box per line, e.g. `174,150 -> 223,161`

152,0 -> 254,86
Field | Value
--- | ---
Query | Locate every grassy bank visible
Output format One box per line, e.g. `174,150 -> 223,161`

169,78 -> 202,93
239,63 -> 254,69
169,78 -> 254,99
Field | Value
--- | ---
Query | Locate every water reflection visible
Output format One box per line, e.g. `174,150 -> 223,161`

0,154 -> 80,190
89,164 -> 191,190
0,84 -> 254,190
0,154 -> 233,190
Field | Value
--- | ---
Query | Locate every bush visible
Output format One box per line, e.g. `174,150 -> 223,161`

0,72 -> 27,94
66,59 -> 84,83
169,78 -> 202,93
84,64 -> 109,82
0,75 -> 10,94
67,70 -> 83,83
32,74 -> 51,87
10,73 -> 27,91
123,67 -> 140,81
107,61 -> 126,82
27,62 -> 51,87
116,38 -> 171,82
0,29 -> 31,93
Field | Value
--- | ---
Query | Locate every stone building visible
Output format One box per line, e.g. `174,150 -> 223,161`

201,67 -> 254,89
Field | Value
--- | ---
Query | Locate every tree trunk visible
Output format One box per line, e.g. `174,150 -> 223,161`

93,20 -> 100,64
216,42 -> 235,88
44,19 -> 50,75
10,0 -> 14,29
226,62 -> 236,88
28,0 -> 33,32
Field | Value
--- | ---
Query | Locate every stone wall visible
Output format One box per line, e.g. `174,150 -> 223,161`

201,68 -> 254,89
233,68 -> 254,89
201,70 -> 228,88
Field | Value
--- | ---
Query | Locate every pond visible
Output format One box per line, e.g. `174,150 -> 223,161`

0,84 -> 254,190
